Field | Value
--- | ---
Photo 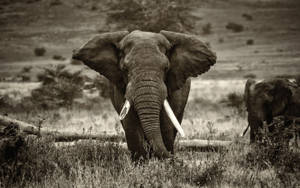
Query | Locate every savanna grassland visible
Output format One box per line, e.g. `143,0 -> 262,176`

0,0 -> 300,187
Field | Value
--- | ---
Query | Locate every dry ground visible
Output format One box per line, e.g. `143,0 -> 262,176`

0,0 -> 300,79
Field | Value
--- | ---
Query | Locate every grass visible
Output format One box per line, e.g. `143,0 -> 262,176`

1,78 -> 299,187
1,136 -> 299,188
1,79 -> 247,139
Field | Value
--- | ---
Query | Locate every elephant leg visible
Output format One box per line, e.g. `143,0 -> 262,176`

250,128 -> 255,143
160,79 -> 191,153
110,85 -> 148,160
122,111 -> 148,160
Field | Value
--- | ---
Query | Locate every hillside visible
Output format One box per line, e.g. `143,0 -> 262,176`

0,0 -> 300,79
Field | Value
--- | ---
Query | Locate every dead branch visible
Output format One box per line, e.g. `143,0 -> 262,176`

0,115 -> 233,148
0,115 -> 124,142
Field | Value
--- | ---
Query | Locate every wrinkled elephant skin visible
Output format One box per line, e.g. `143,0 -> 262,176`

72,30 -> 217,160
244,78 -> 300,143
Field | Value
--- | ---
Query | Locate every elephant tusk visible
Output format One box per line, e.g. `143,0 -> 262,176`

163,100 -> 185,137
119,100 -> 131,120
241,124 -> 250,137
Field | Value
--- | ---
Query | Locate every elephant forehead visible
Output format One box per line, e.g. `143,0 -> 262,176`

121,30 -> 169,47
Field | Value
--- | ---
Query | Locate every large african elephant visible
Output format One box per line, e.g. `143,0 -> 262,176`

72,30 -> 216,159
243,78 -> 300,143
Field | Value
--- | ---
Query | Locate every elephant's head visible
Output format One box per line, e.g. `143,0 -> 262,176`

244,78 -> 293,142
72,30 -> 216,158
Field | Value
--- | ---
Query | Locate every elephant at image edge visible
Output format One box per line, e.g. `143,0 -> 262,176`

72,30 -> 216,159
244,78 -> 300,143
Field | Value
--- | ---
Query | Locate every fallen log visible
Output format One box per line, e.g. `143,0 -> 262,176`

0,115 -> 124,142
0,115 -> 233,149
0,115 -> 40,135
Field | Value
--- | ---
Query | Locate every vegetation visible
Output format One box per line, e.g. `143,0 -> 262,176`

202,23 -> 212,35
242,13 -> 253,21
105,0 -> 197,33
1,128 -> 299,187
1,78 -> 299,187
243,73 -> 257,79
1,0 -> 299,187
226,22 -> 244,33
31,65 -> 83,109
220,92 -> 245,117
34,47 -> 46,57
246,39 -> 254,45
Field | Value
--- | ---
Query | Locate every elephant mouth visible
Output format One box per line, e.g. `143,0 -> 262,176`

119,98 -> 185,137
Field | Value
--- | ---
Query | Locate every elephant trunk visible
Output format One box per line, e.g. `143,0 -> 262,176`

132,79 -> 170,158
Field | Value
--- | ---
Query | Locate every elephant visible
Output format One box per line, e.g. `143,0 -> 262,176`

72,30 -> 216,159
243,78 -> 300,143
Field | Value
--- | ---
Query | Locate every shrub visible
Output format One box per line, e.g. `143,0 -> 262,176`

202,23 -> 212,35
0,125 -> 59,187
16,66 -> 32,82
243,73 -> 256,79
32,65 -> 84,109
34,47 -> 46,56
0,122 -> 130,187
218,38 -> 224,43
220,92 -> 245,117
106,0 -> 197,33
21,66 -> 32,73
242,13 -> 253,21
52,55 -> 66,61
226,22 -> 244,33
49,0 -> 62,6
246,39 -> 254,45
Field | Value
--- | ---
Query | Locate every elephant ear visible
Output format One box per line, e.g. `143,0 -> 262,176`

244,79 -> 256,111
72,31 -> 129,88
160,30 -> 217,92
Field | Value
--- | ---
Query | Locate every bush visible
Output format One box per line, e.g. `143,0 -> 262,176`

34,47 -> 46,56
52,55 -> 66,61
202,23 -> 212,35
246,39 -> 254,45
242,13 -> 253,21
21,66 -> 32,73
49,0 -> 62,6
0,125 -> 59,187
243,73 -> 256,79
220,92 -> 245,117
226,22 -> 244,33
106,0 -> 197,33
32,65 -> 84,109
218,38 -> 224,43
0,122 -> 130,187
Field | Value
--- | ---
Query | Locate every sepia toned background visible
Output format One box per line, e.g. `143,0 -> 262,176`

0,0 -> 299,187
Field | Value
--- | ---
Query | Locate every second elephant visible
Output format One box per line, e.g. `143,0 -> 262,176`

243,78 -> 300,143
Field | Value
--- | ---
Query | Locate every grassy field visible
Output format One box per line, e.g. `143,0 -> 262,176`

0,80 -> 247,140
1,0 -> 300,187
2,79 -> 299,187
